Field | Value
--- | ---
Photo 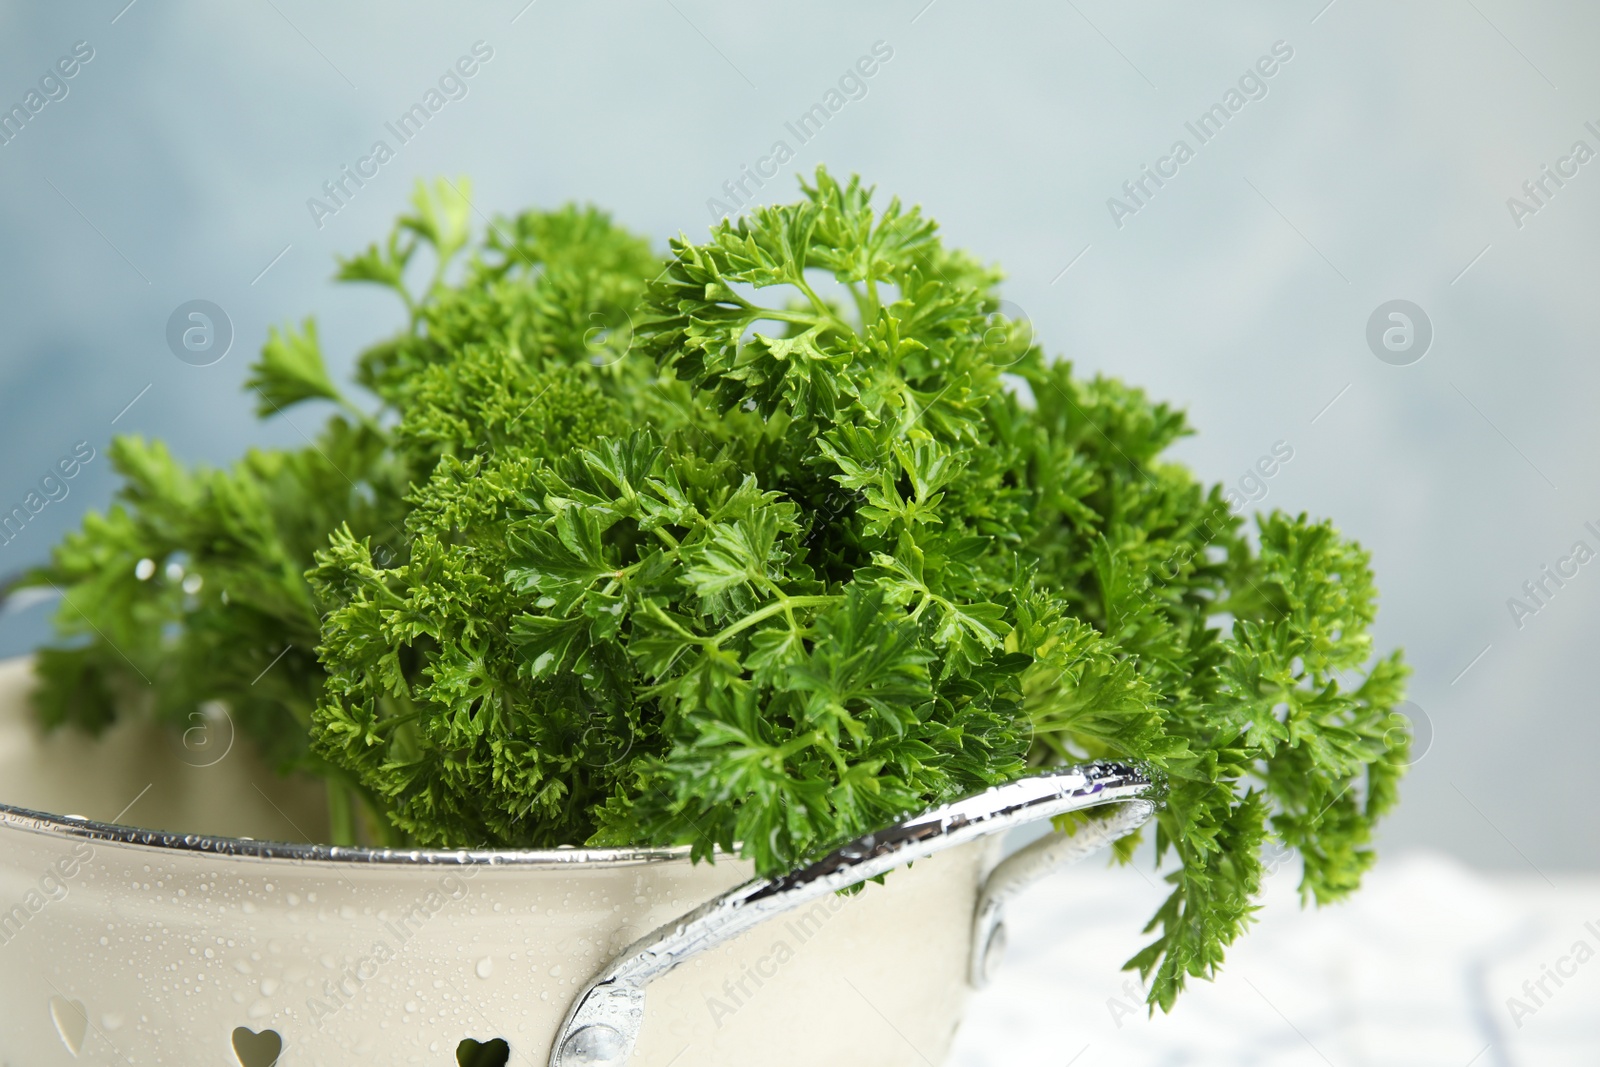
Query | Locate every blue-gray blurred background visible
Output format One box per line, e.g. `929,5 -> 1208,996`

1,0 -> 1595,893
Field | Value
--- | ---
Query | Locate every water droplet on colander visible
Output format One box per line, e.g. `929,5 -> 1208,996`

475,956 -> 493,979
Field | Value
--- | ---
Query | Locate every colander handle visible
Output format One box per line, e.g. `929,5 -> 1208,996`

547,761 -> 1160,1067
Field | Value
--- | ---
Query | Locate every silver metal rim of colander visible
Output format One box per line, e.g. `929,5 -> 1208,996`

0,799 -> 699,868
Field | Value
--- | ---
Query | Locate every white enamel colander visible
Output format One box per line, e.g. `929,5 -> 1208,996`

0,657 -> 1157,1066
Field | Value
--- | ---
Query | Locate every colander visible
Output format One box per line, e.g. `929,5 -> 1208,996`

0,656 -> 1157,1065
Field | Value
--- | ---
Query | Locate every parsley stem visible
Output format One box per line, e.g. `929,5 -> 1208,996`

708,594 -> 839,645
792,274 -> 833,320
373,708 -> 423,734
327,783 -> 356,846
845,281 -> 871,330
760,306 -> 853,337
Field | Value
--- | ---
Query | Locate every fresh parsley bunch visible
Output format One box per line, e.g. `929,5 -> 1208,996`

26,170 -> 1408,1009
24,178 -> 657,842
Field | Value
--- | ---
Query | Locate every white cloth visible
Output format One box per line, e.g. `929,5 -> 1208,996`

951,851 -> 1600,1066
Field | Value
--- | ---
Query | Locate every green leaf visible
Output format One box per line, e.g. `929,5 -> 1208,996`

247,318 -> 343,416
401,176 -> 473,261
335,228 -> 415,293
